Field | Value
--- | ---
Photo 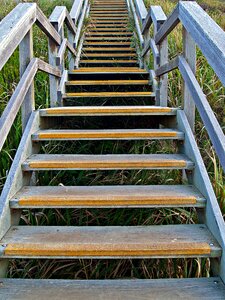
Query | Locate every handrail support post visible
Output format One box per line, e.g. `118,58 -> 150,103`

182,27 -> 196,132
19,29 -> 35,131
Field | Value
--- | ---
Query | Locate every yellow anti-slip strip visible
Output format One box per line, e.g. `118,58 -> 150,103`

28,160 -> 187,169
18,196 -> 197,207
38,131 -> 178,139
45,107 -> 172,115
4,243 -> 210,257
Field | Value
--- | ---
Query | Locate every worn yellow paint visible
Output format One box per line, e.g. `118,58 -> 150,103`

44,107 -> 172,115
64,91 -> 152,98
37,130 -> 178,139
71,67 -> 147,72
18,195 -> 197,207
80,60 -> 137,63
4,242 -> 211,257
82,53 -> 136,57
66,80 -> 148,85
27,160 -> 187,169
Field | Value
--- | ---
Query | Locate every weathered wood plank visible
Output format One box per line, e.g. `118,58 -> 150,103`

0,277 -> 224,300
39,106 -> 177,116
57,70 -> 68,105
32,128 -> 184,141
70,0 -> 84,24
179,1 -> 225,86
128,0 -> 144,47
49,6 -> 66,32
178,56 -> 225,171
64,91 -> 153,98
0,59 -> 38,153
0,112 -> 40,241
10,185 -> 205,208
0,224 -> 220,258
37,59 -> 61,77
182,27 -> 196,132
22,154 -> 194,170
36,7 -> 61,46
74,0 -> 89,48
0,3 -> 36,71
177,110 -> 225,281
155,56 -> 179,77
19,29 -> 35,131
133,0 -> 147,23
155,5 -> 179,45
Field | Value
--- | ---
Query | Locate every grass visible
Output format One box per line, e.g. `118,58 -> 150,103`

0,0 -> 224,281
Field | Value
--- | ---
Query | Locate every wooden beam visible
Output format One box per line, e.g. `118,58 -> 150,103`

70,0 -> 84,25
182,27 -> 196,132
129,0 -> 144,48
56,38 -> 67,66
155,56 -> 179,77
0,58 -> 38,153
133,0 -> 147,23
36,6 -> 61,46
49,6 -> 66,32
179,56 -> 225,171
179,1 -> 225,86
74,0 -> 89,48
38,59 -> 61,77
19,29 -> 35,131
0,3 -> 36,71
155,5 -> 179,45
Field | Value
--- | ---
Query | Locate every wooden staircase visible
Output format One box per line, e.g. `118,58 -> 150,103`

0,0 -> 225,299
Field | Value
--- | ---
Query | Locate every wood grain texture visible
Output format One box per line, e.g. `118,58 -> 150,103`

40,106 -> 176,116
1,225 -> 220,258
64,91 -> 153,98
22,154 -> 194,170
32,128 -> 184,140
69,67 -> 148,73
0,278 -> 224,300
0,3 -> 36,71
66,80 -> 148,85
10,185 -> 205,208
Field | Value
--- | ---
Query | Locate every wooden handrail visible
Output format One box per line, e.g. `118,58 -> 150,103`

140,1 -> 225,171
179,56 -> 225,170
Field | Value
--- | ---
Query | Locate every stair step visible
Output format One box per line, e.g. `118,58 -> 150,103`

22,154 -> 194,171
91,20 -> 129,24
88,28 -> 131,32
39,106 -> 177,117
10,185 -> 205,208
1,278 -> 224,300
83,47 -> 135,51
0,225 -> 220,258
63,91 -> 153,98
80,60 -> 137,65
83,42 -> 132,46
66,79 -> 148,85
32,129 -> 184,141
69,67 -> 148,74
85,37 -> 132,41
87,32 -> 132,36
81,53 -> 136,57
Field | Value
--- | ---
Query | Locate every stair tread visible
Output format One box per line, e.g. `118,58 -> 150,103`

66,80 -> 148,85
0,224 -> 220,258
10,185 -> 205,208
63,91 -> 152,98
32,129 -> 184,140
80,60 -> 137,64
39,106 -> 177,116
22,154 -> 194,170
81,53 -> 136,56
1,277 -> 224,300
69,67 -> 147,73
83,48 -> 135,51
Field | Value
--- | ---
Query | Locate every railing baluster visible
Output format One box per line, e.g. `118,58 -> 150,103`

19,30 -> 35,131
182,27 -> 196,132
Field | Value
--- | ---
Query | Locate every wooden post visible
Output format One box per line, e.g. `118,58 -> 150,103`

48,38 -> 59,107
158,35 -> 168,107
19,29 -> 35,131
182,27 -> 196,132
68,29 -> 75,70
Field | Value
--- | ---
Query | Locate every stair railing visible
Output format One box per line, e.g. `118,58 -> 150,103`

132,1 -> 225,172
70,0 -> 90,69
0,3 -> 77,154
